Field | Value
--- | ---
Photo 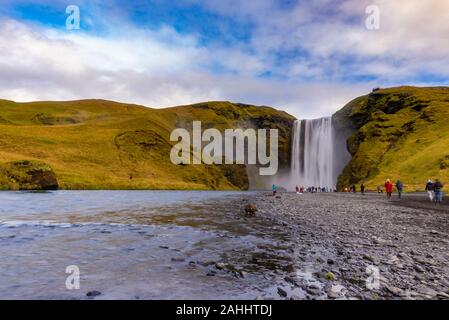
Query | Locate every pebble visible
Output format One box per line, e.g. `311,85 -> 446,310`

277,287 -> 288,297
327,285 -> 347,299
86,291 -> 101,298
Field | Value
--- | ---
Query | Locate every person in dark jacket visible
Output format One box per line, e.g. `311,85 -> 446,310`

396,180 -> 403,199
361,184 -> 365,195
433,179 -> 444,203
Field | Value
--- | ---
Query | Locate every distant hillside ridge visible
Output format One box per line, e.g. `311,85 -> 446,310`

0,99 -> 295,190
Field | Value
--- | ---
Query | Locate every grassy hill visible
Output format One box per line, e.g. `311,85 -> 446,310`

0,99 -> 295,190
333,86 -> 449,191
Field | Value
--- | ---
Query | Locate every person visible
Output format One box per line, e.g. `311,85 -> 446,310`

295,186 -> 300,194
385,179 -> 393,199
272,184 -> 277,195
425,179 -> 434,202
433,179 -> 444,203
396,180 -> 403,199
361,184 -> 365,195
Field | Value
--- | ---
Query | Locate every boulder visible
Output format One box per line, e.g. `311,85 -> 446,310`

0,160 -> 58,190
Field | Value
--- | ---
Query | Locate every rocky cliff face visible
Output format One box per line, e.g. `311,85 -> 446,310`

333,86 -> 449,191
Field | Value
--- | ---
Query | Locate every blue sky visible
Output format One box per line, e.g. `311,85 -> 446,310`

1,0 -> 448,118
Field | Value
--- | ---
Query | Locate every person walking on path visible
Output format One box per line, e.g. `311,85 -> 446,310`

433,179 -> 444,203
385,179 -> 394,200
396,180 -> 404,199
425,179 -> 434,202
361,184 -> 365,195
272,184 -> 277,196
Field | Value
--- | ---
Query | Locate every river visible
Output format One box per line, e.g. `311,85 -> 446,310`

0,190 -> 303,299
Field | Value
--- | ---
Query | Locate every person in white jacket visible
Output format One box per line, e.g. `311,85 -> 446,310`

425,179 -> 434,202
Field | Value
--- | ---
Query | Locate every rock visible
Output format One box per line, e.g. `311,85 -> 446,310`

386,255 -> 399,265
284,276 -> 298,286
86,290 -> 101,298
386,286 -> 403,296
327,285 -> 347,299
363,255 -> 379,265
277,287 -> 288,297
239,271 -> 248,278
171,257 -> 185,262
327,259 -> 334,265
206,270 -> 217,276
437,292 -> 449,299
418,286 -> 438,298
414,265 -> 425,273
305,285 -> 322,296
290,295 -> 301,300
0,160 -> 59,190
215,262 -> 226,270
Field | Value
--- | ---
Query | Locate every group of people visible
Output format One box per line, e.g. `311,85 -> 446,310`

272,179 -> 445,203
425,179 -> 444,203
295,186 -> 334,194
383,179 -> 403,199
352,179 -> 444,203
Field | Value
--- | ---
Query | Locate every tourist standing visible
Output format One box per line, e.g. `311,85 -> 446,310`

385,179 -> 393,199
272,184 -> 277,195
425,179 -> 434,202
433,179 -> 444,203
396,180 -> 404,199
361,184 -> 365,195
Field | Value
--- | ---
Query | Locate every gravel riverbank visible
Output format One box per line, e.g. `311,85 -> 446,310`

243,192 -> 449,300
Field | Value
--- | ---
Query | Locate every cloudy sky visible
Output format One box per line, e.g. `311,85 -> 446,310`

0,0 -> 448,118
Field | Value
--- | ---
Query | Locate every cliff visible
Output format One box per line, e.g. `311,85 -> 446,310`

333,86 -> 449,191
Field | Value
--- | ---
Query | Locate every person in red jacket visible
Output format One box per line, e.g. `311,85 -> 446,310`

385,179 -> 394,199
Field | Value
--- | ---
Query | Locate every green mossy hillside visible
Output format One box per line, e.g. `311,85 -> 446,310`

334,87 -> 449,191
0,99 -> 295,190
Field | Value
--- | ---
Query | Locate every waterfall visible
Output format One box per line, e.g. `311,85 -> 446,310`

291,117 -> 335,189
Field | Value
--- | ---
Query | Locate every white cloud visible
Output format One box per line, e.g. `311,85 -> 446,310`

1,0 -> 448,119
0,17 -> 368,118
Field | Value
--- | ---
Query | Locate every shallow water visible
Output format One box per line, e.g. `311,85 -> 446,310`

0,191 -> 301,299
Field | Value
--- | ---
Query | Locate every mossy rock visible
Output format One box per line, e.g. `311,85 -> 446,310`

0,160 -> 58,190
